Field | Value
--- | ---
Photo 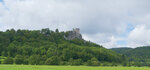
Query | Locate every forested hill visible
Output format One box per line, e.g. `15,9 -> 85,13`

0,28 -> 124,65
111,46 -> 150,66
111,46 -> 150,58
123,46 -> 150,59
111,47 -> 133,54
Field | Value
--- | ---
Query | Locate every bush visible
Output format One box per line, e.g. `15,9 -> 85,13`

23,56 -> 29,65
3,57 -> 13,64
29,55 -> 41,65
102,63 -> 109,66
69,58 -> 83,65
127,62 -> 131,67
111,62 -> 118,67
39,55 -> 47,65
147,63 -> 150,67
87,57 -> 100,66
59,61 -> 68,65
14,55 -> 24,64
45,56 -> 60,65
123,62 -> 127,67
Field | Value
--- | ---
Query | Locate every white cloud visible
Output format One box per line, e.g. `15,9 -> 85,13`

127,25 -> 150,48
0,0 -> 128,33
82,33 -> 124,48
1,0 -> 150,48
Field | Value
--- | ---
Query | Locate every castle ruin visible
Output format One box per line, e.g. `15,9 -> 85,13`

64,28 -> 82,40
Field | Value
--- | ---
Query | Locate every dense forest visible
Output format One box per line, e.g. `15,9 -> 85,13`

0,28 -> 125,66
111,46 -> 150,67
111,47 -> 132,54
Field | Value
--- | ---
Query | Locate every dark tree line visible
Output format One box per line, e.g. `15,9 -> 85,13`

0,28 -> 125,66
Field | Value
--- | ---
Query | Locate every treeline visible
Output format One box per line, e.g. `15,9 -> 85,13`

0,28 -> 124,66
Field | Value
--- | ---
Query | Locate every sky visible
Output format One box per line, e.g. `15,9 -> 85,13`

0,0 -> 150,48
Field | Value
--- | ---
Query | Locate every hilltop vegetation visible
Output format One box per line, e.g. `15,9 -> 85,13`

111,47 -> 132,54
0,28 -> 124,65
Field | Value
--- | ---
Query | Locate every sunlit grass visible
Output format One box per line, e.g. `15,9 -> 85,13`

0,65 -> 150,70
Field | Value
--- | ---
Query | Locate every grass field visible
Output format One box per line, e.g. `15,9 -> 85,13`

0,65 -> 150,70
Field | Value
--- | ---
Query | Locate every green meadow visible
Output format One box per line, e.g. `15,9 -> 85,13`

0,65 -> 150,70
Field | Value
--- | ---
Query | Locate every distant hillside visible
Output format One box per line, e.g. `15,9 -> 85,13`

125,46 -> 150,58
0,28 -> 124,65
111,47 -> 133,54
111,46 -> 150,63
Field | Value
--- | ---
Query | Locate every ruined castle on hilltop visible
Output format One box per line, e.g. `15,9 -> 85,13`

64,28 -> 82,40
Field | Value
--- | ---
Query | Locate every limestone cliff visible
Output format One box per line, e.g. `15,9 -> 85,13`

64,28 -> 82,40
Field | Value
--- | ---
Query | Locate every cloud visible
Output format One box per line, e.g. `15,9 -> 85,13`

0,0 -> 128,33
0,0 -> 150,48
127,25 -> 150,48
82,33 -> 124,48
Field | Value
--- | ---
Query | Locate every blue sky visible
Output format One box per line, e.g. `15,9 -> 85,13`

0,0 -> 3,2
117,24 -> 134,46
1,0 -> 150,48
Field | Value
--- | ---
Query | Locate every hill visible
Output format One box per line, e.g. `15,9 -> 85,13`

124,46 -> 150,62
0,28 -> 124,65
111,46 -> 150,66
111,47 -> 132,54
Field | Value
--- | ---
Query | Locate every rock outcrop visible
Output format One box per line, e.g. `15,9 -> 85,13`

64,28 -> 82,40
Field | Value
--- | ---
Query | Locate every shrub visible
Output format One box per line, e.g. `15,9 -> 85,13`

14,55 -> 24,64
3,57 -> 13,64
45,56 -> 60,65
87,57 -> 100,66
111,62 -> 118,67
29,55 -> 41,65
102,63 -> 109,66
123,62 -> 127,67
69,58 -> 82,65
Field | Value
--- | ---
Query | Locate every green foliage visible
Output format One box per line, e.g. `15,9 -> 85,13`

87,57 -> 100,66
111,46 -> 150,66
29,55 -> 41,65
111,62 -> 118,67
45,56 -> 60,65
3,57 -> 13,64
122,62 -> 127,67
111,47 -> 132,54
14,55 -> 24,64
68,58 -> 83,65
0,28 -> 124,65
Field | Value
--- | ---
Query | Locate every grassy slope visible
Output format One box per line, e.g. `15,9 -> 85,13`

0,65 -> 150,70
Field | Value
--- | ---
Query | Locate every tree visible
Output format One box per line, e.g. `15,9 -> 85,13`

55,29 -> 59,33
41,28 -> 50,36
123,62 -> 127,67
45,56 -> 60,65
39,55 -> 47,65
87,57 -> 100,66
111,62 -> 118,67
3,57 -> 13,64
69,58 -> 83,65
29,55 -> 41,65
14,55 -> 24,64
0,28 -> 125,65
1,51 -> 6,57
128,62 -> 131,67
